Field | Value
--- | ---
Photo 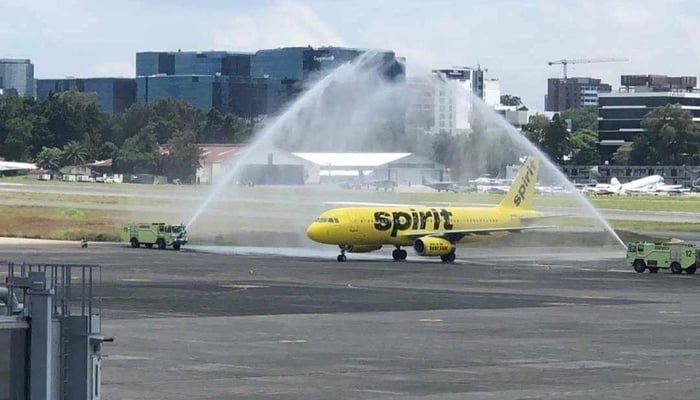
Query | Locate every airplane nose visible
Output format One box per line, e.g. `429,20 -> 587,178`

306,223 -> 321,242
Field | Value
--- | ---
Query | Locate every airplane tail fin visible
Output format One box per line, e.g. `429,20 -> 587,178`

497,156 -> 540,210
610,177 -> 621,187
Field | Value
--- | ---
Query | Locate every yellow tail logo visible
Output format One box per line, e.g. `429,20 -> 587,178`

498,157 -> 540,210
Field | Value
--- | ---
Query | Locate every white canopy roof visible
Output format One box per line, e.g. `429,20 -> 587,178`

292,153 -> 411,167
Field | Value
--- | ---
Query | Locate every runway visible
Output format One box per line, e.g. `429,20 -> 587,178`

4,240 -> 700,399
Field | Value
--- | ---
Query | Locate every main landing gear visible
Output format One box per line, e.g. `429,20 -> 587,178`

440,252 -> 456,263
392,247 -> 408,261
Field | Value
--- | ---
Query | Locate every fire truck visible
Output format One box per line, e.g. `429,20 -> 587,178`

626,241 -> 698,274
120,223 -> 188,250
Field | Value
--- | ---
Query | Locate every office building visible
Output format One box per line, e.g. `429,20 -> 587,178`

137,75 -> 227,111
483,78 -> 501,107
405,76 -> 435,134
431,66 -> 485,135
0,59 -> 34,97
620,74 -> 697,92
545,77 -> 611,111
251,46 -> 405,113
598,76 -> 700,161
36,78 -> 136,113
136,51 -> 252,77
136,46 -> 404,119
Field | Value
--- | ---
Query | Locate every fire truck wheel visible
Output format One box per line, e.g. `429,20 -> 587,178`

632,260 -> 646,273
670,262 -> 683,275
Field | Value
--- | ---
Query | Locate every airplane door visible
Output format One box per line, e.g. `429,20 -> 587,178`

349,217 -> 359,233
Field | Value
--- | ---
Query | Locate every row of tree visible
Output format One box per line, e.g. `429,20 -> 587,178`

2,90 -> 698,183
430,102 -> 700,180
0,92 -> 254,181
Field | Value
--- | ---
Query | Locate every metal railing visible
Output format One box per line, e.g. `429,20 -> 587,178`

2,262 -> 101,327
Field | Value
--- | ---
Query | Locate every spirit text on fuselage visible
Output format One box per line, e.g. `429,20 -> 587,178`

373,208 -> 454,237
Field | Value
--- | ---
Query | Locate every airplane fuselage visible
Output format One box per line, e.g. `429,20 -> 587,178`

307,206 -> 541,247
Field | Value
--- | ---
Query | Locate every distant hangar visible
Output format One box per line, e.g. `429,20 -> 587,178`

196,145 -> 446,185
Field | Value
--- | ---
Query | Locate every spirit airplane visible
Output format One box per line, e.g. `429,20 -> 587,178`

307,156 -> 550,262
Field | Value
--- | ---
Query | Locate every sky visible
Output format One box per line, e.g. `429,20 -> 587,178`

2,0 -> 700,109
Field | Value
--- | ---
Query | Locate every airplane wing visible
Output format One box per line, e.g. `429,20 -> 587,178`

399,225 -> 556,242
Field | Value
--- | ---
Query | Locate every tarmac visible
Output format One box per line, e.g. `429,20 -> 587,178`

4,240 -> 700,399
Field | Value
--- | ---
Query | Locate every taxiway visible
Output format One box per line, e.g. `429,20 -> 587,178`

3,240 -> 700,399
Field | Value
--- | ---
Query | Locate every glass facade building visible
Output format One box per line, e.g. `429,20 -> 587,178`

136,51 -> 252,77
598,91 -> 700,162
135,46 -> 404,117
251,47 -> 404,113
36,78 -> 136,113
0,59 -> 34,97
137,75 -> 227,111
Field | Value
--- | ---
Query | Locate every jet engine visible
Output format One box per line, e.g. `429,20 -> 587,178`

345,245 -> 383,253
413,237 -> 455,256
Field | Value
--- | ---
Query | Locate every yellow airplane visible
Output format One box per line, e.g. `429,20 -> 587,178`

306,156 -> 549,262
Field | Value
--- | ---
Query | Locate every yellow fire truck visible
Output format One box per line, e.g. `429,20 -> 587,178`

120,223 -> 188,250
626,241 -> 698,274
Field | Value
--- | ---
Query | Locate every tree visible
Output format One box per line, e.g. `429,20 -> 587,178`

62,140 -> 88,166
522,114 -> 570,164
41,91 -> 105,148
542,114 -> 570,164
500,94 -> 523,107
568,129 -> 599,165
522,114 -> 550,145
2,118 -> 34,161
629,104 -> 700,165
35,146 -> 64,170
159,130 -> 201,182
612,142 -> 633,165
559,106 -> 597,132
113,129 -> 159,174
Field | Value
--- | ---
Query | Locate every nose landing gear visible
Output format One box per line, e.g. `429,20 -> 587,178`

337,246 -> 347,262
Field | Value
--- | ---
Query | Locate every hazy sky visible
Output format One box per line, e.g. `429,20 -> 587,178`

2,0 -> 699,109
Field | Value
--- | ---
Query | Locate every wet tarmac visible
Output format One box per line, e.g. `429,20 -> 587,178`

4,241 -> 700,399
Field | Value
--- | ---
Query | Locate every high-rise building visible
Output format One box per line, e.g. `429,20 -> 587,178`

36,78 -> 136,114
251,46 -> 404,113
598,75 -> 700,162
431,67 -> 485,135
137,75 -> 228,111
136,47 -> 405,120
136,51 -> 263,117
483,78 -> 501,107
405,76 -> 435,134
545,77 -> 611,111
0,59 -> 34,97
136,51 -> 252,77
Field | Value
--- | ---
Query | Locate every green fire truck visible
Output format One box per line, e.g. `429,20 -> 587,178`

626,241 -> 698,274
120,223 -> 188,250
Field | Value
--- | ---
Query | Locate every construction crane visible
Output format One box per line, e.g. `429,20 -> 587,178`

547,58 -> 628,79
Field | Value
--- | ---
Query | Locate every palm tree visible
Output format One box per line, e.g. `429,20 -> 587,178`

35,147 -> 64,170
63,140 -> 88,166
